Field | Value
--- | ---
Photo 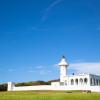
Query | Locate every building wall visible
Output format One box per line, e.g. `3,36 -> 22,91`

8,82 -> 100,92
60,74 -> 100,86
51,82 -> 60,86
60,74 -> 90,86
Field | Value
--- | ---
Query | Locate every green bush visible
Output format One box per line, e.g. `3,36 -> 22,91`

0,84 -> 7,91
15,81 -> 50,87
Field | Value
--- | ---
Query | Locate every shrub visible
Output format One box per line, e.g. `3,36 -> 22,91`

0,84 -> 7,91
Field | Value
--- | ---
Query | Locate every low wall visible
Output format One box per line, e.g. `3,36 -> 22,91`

8,83 -> 100,92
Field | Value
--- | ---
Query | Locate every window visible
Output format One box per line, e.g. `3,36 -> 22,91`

79,78 -> 83,84
90,78 -> 92,85
65,80 -> 67,85
96,79 -> 98,85
60,82 -> 64,86
99,80 -> 100,85
75,79 -> 78,85
71,79 -> 74,85
93,79 -> 95,85
84,78 -> 88,84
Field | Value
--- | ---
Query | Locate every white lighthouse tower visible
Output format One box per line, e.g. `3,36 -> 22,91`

58,56 -> 69,82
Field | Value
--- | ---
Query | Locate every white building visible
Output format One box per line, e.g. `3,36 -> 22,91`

8,56 -> 100,92
51,56 -> 100,87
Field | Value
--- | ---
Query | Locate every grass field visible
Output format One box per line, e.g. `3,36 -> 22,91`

0,91 -> 100,100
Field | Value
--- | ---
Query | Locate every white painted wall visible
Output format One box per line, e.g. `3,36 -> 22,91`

51,82 -> 60,86
8,82 -> 15,91
8,82 -> 100,92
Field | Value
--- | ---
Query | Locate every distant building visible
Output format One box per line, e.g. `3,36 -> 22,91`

51,56 -> 100,87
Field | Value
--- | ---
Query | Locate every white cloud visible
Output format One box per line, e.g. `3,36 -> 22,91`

28,62 -> 100,76
31,0 -> 64,31
70,62 -> 100,75
28,65 -> 44,73
35,66 -> 43,69
42,0 -> 63,21
28,65 -> 52,75
39,70 -> 47,75
45,0 -> 63,12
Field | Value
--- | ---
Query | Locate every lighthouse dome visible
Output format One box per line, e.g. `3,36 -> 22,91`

58,56 -> 69,66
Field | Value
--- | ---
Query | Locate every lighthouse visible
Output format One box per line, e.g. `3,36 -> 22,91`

58,56 -> 69,82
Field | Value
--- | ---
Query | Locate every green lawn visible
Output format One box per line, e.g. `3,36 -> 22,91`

0,91 -> 100,100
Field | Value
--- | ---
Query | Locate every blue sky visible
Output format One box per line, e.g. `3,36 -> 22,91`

0,0 -> 100,83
